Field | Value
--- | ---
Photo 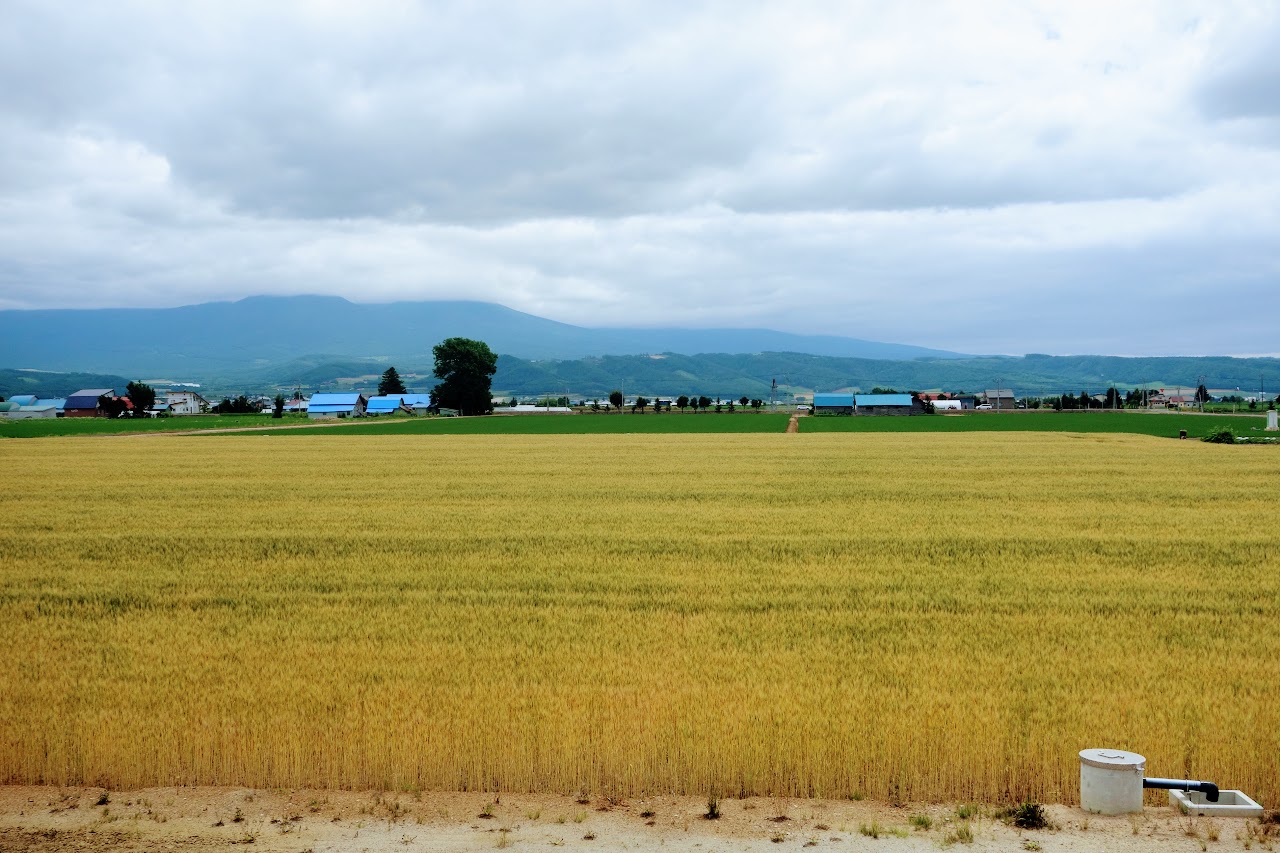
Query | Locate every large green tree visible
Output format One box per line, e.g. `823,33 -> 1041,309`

432,338 -> 497,415
378,366 -> 407,396
126,381 -> 156,415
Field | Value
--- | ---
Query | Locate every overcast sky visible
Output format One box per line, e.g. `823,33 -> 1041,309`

1,1 -> 1277,355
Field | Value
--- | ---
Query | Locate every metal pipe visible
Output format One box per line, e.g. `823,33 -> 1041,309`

1143,778 -> 1220,802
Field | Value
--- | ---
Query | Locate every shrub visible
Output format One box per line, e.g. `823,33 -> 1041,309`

1001,801 -> 1054,830
1202,427 -> 1237,444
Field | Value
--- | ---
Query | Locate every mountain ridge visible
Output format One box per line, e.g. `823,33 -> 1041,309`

0,295 -> 967,376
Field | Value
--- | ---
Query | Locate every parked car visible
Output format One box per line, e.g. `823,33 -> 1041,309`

976,404 -> 993,410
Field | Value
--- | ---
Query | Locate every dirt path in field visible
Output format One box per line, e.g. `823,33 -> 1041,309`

787,413 -> 800,433
3,786 -> 1265,853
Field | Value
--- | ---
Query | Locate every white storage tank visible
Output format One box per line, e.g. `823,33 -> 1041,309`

1080,748 -> 1146,814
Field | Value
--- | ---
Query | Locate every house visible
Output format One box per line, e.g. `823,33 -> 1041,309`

854,394 -> 922,416
64,388 -> 115,418
166,390 -> 209,415
306,393 -> 367,419
983,389 -> 1017,411
366,395 -> 413,416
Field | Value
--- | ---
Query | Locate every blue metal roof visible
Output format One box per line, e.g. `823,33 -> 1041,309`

307,393 -> 364,406
65,388 -> 114,408
855,394 -> 913,407
9,395 -> 37,406
399,393 -> 432,407
367,397 -> 407,413
814,393 -> 854,407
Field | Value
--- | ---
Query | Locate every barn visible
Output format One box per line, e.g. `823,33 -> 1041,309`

854,394 -> 922,416
399,393 -> 433,413
306,393 -> 368,419
813,393 -> 854,415
64,388 -> 115,418
366,395 -> 413,416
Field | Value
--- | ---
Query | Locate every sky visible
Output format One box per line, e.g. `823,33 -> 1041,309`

1,1 -> 1278,356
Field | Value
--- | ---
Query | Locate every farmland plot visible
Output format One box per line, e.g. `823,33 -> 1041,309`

1,433 -> 1276,805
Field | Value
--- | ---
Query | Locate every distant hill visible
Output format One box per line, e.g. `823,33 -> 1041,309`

228,352 -> 1280,401
0,368 -> 131,400
3,297 -> 1276,401
0,295 -> 967,377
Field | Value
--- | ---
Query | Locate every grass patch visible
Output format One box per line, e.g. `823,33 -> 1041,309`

800,410 -> 1269,439
241,412 -> 793,436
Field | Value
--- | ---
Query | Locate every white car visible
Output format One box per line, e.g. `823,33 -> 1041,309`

796,405 -> 812,411
976,404 -> 993,410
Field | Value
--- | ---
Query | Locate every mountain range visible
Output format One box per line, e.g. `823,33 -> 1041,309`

1,296 -> 1276,400
0,295 -> 964,376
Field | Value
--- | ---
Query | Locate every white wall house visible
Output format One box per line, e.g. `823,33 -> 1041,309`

167,391 -> 209,415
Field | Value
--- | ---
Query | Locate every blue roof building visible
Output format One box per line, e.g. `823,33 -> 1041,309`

366,395 -> 412,415
306,393 -> 367,419
813,393 -> 854,411
398,393 -> 433,410
64,388 -> 115,417
813,392 -> 922,416
854,394 -> 913,408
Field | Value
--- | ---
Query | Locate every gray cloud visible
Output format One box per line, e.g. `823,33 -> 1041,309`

0,0 -> 1278,356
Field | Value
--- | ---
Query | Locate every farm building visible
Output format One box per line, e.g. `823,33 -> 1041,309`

984,389 -> 1017,410
854,394 -> 922,416
366,395 -> 413,416
166,390 -> 209,415
813,393 -> 854,414
64,388 -> 115,418
494,404 -> 574,414
812,393 -> 924,415
6,399 -> 62,419
399,393 -> 433,413
934,399 -> 963,411
306,393 -> 367,419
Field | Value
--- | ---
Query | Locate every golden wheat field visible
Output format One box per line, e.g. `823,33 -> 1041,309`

1,432 -> 1277,806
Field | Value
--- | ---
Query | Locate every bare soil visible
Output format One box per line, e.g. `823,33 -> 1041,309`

1,786 -> 1266,852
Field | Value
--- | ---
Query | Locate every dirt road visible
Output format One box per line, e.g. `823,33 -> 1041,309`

2,787 -> 1269,852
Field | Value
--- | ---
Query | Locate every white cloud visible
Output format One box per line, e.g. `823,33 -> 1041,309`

0,0 -> 1277,356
